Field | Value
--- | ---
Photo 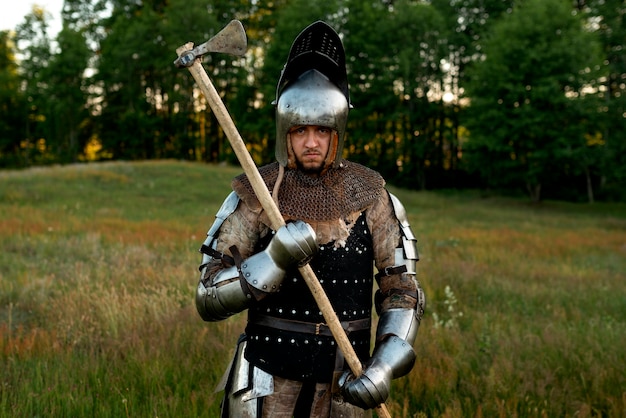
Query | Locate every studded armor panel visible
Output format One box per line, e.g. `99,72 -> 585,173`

245,213 -> 374,382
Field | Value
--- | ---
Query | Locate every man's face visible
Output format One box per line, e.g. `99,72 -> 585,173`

289,125 -> 332,175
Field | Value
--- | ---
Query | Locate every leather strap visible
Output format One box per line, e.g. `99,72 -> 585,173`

249,314 -> 371,337
375,265 -> 407,280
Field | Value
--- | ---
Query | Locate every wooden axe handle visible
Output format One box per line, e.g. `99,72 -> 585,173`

176,42 -> 392,418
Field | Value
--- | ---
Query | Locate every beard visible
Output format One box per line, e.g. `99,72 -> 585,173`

296,159 -> 325,175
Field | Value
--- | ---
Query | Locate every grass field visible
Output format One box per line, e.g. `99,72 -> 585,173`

1,160 -> 625,417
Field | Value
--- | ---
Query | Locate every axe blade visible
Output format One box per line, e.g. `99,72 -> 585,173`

174,20 -> 247,67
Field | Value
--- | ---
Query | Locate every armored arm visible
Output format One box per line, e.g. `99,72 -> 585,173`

195,192 -> 318,322
340,193 -> 425,409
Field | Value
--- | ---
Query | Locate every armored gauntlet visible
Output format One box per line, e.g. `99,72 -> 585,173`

338,331 -> 416,409
241,220 -> 318,296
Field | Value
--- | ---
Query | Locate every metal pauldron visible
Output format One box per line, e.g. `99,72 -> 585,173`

199,191 -> 240,270
388,192 -> 419,275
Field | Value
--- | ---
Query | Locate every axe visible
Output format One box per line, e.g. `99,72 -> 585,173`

175,20 -> 392,418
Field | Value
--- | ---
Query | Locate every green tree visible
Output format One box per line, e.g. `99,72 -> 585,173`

431,0 -> 515,187
14,6 -> 55,165
0,31 -> 28,167
463,0 -> 603,202
344,0 -> 400,173
344,0 -> 450,189
95,0 -> 220,160
577,0 -> 626,200
386,1 -> 449,190
42,27 -> 91,163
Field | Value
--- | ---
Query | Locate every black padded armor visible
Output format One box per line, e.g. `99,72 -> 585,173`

245,213 -> 373,382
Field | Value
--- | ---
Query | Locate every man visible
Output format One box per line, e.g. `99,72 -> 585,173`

195,20 -> 425,418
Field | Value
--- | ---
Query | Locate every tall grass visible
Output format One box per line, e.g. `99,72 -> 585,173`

1,160 -> 625,417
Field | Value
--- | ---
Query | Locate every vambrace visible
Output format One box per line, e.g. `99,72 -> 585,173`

374,309 -> 419,377
196,265 -> 251,322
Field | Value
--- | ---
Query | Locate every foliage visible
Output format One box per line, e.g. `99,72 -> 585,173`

462,0 -> 604,202
1,161 -> 625,417
577,0 -> 626,201
0,31 -> 27,168
0,0 -> 624,202
45,27 -> 92,163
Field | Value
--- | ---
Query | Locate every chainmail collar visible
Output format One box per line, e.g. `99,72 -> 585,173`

232,160 -> 386,245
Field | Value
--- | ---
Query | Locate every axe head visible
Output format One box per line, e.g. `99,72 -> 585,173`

174,20 -> 247,68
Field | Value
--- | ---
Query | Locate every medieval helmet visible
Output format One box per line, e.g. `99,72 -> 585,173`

274,21 -> 351,169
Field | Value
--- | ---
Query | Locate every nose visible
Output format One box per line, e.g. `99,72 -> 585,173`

303,127 -> 319,147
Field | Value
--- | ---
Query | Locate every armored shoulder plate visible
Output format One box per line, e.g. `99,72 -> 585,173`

389,193 -> 419,272
207,191 -> 240,242
199,191 -> 241,267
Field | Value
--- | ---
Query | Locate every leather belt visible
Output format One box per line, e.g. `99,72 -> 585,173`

249,314 -> 371,337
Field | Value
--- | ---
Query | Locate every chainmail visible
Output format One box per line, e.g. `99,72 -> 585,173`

232,160 -> 385,223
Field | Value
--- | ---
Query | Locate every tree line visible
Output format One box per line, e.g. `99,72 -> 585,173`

0,0 -> 624,202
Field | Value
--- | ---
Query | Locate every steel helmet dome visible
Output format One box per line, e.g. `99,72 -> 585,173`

273,21 -> 351,169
